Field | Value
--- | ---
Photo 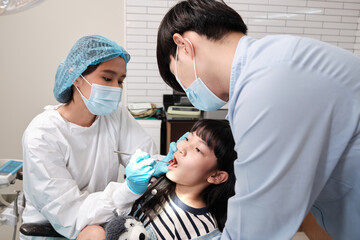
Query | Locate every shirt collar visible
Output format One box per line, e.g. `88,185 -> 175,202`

229,35 -> 257,101
171,192 -> 209,215
226,36 -> 256,121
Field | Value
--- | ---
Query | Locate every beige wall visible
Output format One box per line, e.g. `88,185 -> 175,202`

0,0 -> 125,159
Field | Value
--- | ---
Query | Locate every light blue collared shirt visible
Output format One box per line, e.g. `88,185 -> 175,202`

217,35 -> 360,240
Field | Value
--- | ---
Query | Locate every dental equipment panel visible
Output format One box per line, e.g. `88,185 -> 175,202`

0,159 -> 23,188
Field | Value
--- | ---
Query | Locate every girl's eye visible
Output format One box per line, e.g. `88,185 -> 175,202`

185,137 -> 189,141
196,147 -> 201,153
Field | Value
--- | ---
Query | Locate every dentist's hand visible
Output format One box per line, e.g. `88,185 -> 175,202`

153,132 -> 189,177
77,225 -> 105,240
126,149 -> 156,195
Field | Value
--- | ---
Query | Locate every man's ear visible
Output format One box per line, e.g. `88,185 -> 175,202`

173,33 -> 194,58
207,171 -> 228,185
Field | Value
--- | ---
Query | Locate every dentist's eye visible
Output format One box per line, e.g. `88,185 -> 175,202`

103,77 -> 112,81
118,80 -> 124,86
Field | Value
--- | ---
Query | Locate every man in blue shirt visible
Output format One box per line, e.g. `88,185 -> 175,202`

156,0 -> 360,239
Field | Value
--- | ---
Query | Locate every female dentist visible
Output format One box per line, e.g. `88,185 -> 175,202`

21,35 -> 157,240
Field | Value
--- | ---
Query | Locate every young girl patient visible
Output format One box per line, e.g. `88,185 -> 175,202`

131,119 -> 237,239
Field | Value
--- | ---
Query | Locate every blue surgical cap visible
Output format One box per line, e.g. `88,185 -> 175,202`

54,35 -> 130,103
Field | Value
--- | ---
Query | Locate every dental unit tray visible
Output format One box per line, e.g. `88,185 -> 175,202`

128,103 -> 157,118
167,106 -> 201,116
0,159 -> 23,188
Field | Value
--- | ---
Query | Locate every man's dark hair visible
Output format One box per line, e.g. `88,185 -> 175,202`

156,0 -> 247,92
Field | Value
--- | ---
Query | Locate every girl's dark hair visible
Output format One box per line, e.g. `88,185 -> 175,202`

130,119 -> 237,231
156,0 -> 247,92
65,64 -> 99,103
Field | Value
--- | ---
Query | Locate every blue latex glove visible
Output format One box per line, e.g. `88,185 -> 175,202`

126,149 -> 156,195
153,132 -> 190,177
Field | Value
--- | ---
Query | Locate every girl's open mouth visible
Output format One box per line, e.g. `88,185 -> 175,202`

168,156 -> 178,169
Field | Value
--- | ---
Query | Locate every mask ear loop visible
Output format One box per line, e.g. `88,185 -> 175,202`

174,46 -> 188,91
184,38 -> 198,80
80,75 -> 92,86
75,75 -> 92,100
175,46 -> 179,79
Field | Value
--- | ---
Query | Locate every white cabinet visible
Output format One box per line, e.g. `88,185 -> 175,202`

136,119 -> 162,153
118,119 -> 162,182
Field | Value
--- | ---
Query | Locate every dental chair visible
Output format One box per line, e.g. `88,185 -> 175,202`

19,198 -> 63,238
20,222 -> 63,238
19,195 -> 63,238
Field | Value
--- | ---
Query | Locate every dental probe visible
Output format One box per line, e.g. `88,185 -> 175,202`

113,151 -> 131,155
113,151 -> 169,163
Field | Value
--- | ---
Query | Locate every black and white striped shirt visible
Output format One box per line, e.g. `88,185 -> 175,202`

148,193 -> 217,240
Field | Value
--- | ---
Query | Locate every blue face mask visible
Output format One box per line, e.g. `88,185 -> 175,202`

174,38 -> 227,111
75,75 -> 122,115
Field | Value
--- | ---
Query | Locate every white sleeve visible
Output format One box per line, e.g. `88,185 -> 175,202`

76,182 -> 141,227
22,129 -> 141,239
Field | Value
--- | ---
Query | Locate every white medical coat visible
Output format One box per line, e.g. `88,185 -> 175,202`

218,35 -> 360,240
21,104 -> 158,239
